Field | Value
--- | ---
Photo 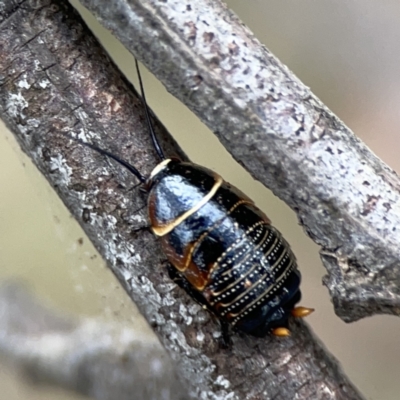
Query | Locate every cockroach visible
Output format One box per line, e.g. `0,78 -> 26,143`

71,60 -> 313,339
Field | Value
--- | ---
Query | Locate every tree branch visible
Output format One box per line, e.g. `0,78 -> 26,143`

77,0 -> 400,323
0,282 -> 185,400
0,0 -> 364,399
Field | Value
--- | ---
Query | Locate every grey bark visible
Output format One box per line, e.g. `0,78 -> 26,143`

0,282 -> 185,400
0,0 -> 365,399
77,0 -> 400,323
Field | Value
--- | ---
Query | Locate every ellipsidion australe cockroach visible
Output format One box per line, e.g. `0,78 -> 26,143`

71,60 -> 313,340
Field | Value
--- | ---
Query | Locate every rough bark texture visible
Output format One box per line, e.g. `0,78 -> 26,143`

0,0 -> 365,399
0,282 -> 185,400
77,0 -> 400,324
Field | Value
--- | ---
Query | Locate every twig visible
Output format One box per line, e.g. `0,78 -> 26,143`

0,282 -> 185,400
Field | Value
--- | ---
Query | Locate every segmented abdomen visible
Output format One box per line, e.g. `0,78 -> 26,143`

202,218 -> 296,326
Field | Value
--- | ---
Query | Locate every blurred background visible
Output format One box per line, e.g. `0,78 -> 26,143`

1,0 -> 400,399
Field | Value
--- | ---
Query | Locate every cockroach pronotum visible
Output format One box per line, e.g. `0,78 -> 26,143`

70,60 -> 313,340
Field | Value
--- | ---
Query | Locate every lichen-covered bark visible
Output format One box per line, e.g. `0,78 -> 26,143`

0,1 -> 364,399
77,0 -> 400,324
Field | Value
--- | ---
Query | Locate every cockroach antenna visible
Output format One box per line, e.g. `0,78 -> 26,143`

62,59 -> 168,184
68,137 -> 147,183
134,59 -> 166,161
